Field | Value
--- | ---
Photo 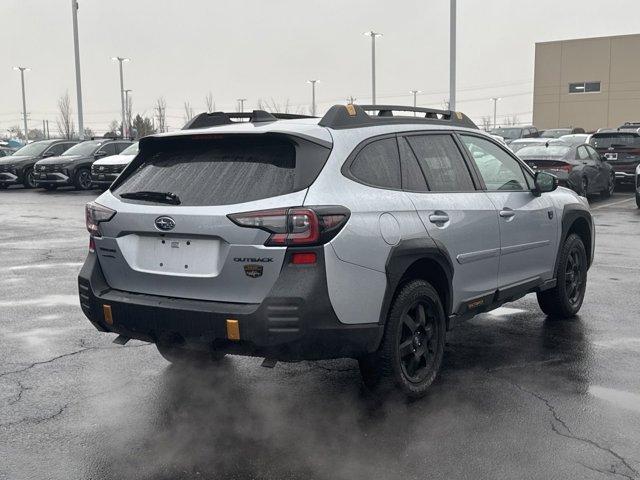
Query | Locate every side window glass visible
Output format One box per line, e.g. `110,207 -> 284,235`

460,135 -> 528,191
577,146 -> 590,161
350,138 -> 401,189
46,144 -> 65,156
99,144 -> 117,156
115,143 -> 130,154
406,134 -> 475,192
587,146 -> 600,162
398,137 -> 428,192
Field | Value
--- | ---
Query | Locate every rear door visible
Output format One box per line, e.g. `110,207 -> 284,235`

459,134 -> 558,289
399,132 -> 500,312
97,134 -> 330,303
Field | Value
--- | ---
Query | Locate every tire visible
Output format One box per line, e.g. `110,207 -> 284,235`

73,168 -> 93,190
359,280 -> 446,398
636,192 -> 640,209
579,177 -> 588,197
537,233 -> 587,318
22,167 -> 36,189
600,173 -> 615,199
43,185 -> 57,191
156,341 -> 226,365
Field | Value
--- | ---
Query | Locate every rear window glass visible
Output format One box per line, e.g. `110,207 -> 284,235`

115,137 -> 301,206
589,133 -> 640,148
350,138 -> 401,189
517,145 -> 571,159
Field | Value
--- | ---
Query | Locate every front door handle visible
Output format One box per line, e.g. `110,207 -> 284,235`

499,208 -> 515,218
429,213 -> 450,224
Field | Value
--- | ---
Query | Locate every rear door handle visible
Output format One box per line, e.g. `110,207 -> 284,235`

429,213 -> 450,224
499,208 -> 515,218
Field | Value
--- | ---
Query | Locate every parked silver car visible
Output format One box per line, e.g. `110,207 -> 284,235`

78,105 -> 594,397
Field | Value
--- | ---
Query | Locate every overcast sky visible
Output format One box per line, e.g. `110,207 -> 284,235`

4,0 -> 640,135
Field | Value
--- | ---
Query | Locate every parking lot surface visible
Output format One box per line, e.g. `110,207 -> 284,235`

1,187 -> 639,480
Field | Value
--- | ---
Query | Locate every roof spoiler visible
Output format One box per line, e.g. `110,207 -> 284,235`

319,104 -> 478,130
182,110 -> 316,130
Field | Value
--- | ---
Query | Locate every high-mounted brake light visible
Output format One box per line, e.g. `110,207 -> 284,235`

85,201 -> 116,237
228,206 -> 350,246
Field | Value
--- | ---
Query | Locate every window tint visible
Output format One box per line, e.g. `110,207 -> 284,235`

460,135 -> 528,191
98,143 -> 117,156
350,138 -> 401,189
116,136 -> 312,206
46,143 -> 68,156
398,137 -> 428,192
406,134 -> 475,192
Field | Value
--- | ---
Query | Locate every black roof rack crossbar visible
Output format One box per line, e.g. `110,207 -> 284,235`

182,110 -> 316,130
318,104 -> 478,130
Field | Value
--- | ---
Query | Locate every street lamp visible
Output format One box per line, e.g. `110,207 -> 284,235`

491,97 -> 502,129
237,98 -> 247,113
409,90 -> 422,115
13,66 -> 30,142
71,0 -> 84,139
449,0 -> 456,111
111,56 -> 130,138
363,31 -> 383,105
307,80 -> 319,116
124,89 -> 133,138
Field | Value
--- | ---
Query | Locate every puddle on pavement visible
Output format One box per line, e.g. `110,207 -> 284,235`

589,385 -> 640,414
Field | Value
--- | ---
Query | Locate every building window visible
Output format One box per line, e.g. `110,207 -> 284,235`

569,81 -> 601,94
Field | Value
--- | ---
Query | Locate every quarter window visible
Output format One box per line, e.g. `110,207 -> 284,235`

405,134 -> 475,192
350,138 -> 401,189
460,135 -> 528,191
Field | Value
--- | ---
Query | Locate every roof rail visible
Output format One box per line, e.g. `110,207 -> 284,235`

182,110 -> 316,130
319,104 -> 478,130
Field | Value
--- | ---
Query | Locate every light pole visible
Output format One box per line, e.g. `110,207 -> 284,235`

124,89 -> 133,138
409,90 -> 422,115
237,98 -> 247,113
363,31 -> 383,105
449,0 -> 456,111
307,80 -> 319,116
71,0 -> 84,139
13,66 -> 30,142
491,97 -> 501,129
111,56 -> 130,138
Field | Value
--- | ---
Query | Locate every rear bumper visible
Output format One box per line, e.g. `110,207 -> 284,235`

78,248 -> 382,361
615,171 -> 636,182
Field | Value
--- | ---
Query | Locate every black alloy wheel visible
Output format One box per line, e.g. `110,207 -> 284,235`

75,168 -> 93,190
398,301 -> 439,383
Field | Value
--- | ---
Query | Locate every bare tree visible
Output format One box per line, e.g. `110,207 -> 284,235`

183,101 -> 194,123
56,91 -> 75,139
480,116 -> 492,131
154,97 -> 167,133
204,92 -> 215,113
504,114 -> 520,126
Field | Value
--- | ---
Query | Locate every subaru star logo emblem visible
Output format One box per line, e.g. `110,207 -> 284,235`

155,216 -> 175,231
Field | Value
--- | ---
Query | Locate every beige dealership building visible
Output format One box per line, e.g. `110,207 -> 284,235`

533,33 -> 640,132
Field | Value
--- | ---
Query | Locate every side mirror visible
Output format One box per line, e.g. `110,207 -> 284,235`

533,171 -> 558,196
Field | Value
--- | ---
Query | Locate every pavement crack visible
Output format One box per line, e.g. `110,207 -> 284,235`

0,404 -> 69,429
7,381 -> 30,406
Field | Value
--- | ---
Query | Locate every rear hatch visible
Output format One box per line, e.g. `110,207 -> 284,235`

94,132 -> 331,303
517,144 -> 574,177
589,132 -> 640,174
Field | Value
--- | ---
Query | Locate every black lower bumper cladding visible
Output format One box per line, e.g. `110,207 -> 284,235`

78,247 -> 382,361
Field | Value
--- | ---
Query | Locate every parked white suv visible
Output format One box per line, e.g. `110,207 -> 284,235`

78,105 -> 594,397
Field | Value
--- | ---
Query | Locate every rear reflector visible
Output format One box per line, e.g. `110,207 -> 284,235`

226,319 -> 240,341
291,252 -> 317,265
103,304 -> 113,326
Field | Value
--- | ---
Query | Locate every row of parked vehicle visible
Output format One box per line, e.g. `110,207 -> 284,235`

0,138 -> 138,191
489,124 -> 640,207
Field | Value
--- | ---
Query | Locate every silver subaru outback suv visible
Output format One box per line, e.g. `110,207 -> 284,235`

78,105 -> 594,397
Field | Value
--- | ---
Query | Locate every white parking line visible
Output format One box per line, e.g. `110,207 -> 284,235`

591,196 -> 635,210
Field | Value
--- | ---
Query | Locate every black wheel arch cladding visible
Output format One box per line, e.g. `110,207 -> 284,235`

556,203 -> 594,277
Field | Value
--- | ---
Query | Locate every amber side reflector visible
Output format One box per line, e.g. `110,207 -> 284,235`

226,319 -> 240,341
345,104 -> 357,116
103,304 -> 113,326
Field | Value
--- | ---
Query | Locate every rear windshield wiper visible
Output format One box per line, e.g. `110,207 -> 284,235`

119,190 -> 181,205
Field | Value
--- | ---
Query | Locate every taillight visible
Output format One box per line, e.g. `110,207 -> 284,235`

560,164 -> 573,173
85,201 -> 116,237
228,206 -> 350,246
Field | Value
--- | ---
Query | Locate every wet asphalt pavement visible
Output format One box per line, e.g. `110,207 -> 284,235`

0,186 -> 639,480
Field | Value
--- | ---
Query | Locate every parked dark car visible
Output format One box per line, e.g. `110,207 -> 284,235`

517,143 -> 615,197
90,141 -> 139,189
0,139 -> 78,189
618,122 -> 640,132
489,126 -> 539,144
588,130 -> 640,184
540,127 -> 586,138
34,139 -> 133,190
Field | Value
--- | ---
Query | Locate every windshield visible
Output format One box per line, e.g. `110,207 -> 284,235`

121,142 -> 139,155
517,145 -> 571,159
62,140 -> 105,156
589,133 -> 640,148
541,129 -> 570,138
489,128 -> 522,140
12,142 -> 51,157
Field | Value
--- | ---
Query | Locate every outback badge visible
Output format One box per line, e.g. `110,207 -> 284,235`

244,264 -> 263,278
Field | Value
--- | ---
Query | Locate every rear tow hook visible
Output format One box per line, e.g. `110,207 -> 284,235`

112,335 -> 130,346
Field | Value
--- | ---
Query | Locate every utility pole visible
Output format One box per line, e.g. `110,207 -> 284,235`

43,120 -> 46,138
46,120 -> 50,139
449,0 -> 456,111
307,80 -> 318,116
409,90 -> 422,115
124,89 -> 132,138
111,56 -> 130,138
13,67 -> 30,142
363,31 -> 383,105
491,97 -> 501,129
71,0 -> 84,139
237,98 -> 247,113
